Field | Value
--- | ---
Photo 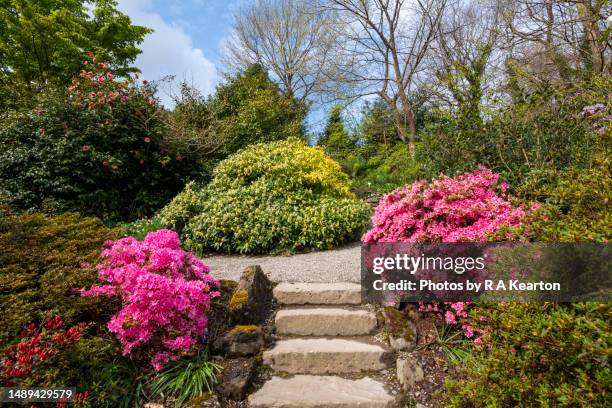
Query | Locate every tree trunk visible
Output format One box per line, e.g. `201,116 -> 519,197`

576,0 -> 603,74
383,96 -> 417,159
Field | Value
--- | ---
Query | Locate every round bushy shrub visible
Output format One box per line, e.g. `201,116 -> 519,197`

0,56 -> 196,222
158,138 -> 370,253
0,211 -> 119,346
363,166 -> 532,243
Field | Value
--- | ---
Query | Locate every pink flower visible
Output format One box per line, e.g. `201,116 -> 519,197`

143,137 -> 151,143
474,337 -> 482,345
363,166 -> 532,243
445,311 -> 457,325
139,159 -> 145,165
81,229 -> 219,370
362,168 -> 538,343
82,145 -> 90,152
450,302 -> 465,312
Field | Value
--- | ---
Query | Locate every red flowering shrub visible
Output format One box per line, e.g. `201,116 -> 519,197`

81,229 -> 220,370
363,166 -> 533,243
1,316 -> 86,387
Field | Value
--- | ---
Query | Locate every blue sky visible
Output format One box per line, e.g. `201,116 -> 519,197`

116,0 -> 245,105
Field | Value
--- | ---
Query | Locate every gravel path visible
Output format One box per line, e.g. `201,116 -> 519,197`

205,242 -> 361,283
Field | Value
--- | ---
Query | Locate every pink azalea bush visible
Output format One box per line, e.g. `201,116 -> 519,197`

364,167 -> 535,343
81,229 -> 219,370
363,166 -> 531,243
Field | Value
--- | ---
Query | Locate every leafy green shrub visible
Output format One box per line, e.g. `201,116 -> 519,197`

89,349 -> 151,408
117,218 -> 165,240
512,155 -> 611,242
446,302 -> 611,407
317,102 -> 422,195
0,57 -> 197,222
0,211 -> 118,346
346,143 -> 422,195
158,138 -> 370,253
442,159 -> 610,407
418,76 -> 610,185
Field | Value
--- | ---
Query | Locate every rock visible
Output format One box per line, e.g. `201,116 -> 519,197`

212,324 -> 265,357
263,338 -> 388,374
397,358 -> 424,390
383,307 -> 417,351
248,375 -> 395,408
275,308 -> 377,336
215,357 -> 257,400
273,282 -> 362,305
143,404 -> 164,408
206,279 -> 238,345
229,265 -> 273,325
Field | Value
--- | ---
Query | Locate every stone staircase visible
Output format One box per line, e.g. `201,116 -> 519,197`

248,282 -> 396,407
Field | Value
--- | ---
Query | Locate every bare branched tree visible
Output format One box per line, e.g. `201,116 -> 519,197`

320,0 -> 448,157
223,0 -> 338,106
429,0 -> 504,122
501,0 -> 611,81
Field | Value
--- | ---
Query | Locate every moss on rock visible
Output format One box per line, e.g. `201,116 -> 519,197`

229,289 -> 248,311
230,324 -> 258,334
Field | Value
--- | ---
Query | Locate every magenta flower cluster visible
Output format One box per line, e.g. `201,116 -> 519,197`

365,167 -> 534,346
81,230 -> 219,370
363,166 -> 531,243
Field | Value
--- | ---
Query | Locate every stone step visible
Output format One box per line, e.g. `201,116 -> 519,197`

275,308 -> 377,336
248,375 -> 395,408
263,338 -> 388,374
273,282 -> 362,305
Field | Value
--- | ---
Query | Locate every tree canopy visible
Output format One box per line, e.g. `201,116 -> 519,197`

0,0 -> 151,109
168,64 -> 305,160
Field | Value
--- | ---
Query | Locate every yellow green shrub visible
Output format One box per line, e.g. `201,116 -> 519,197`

158,138 -> 370,253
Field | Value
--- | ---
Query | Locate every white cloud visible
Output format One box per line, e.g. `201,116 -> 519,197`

117,0 -> 218,107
